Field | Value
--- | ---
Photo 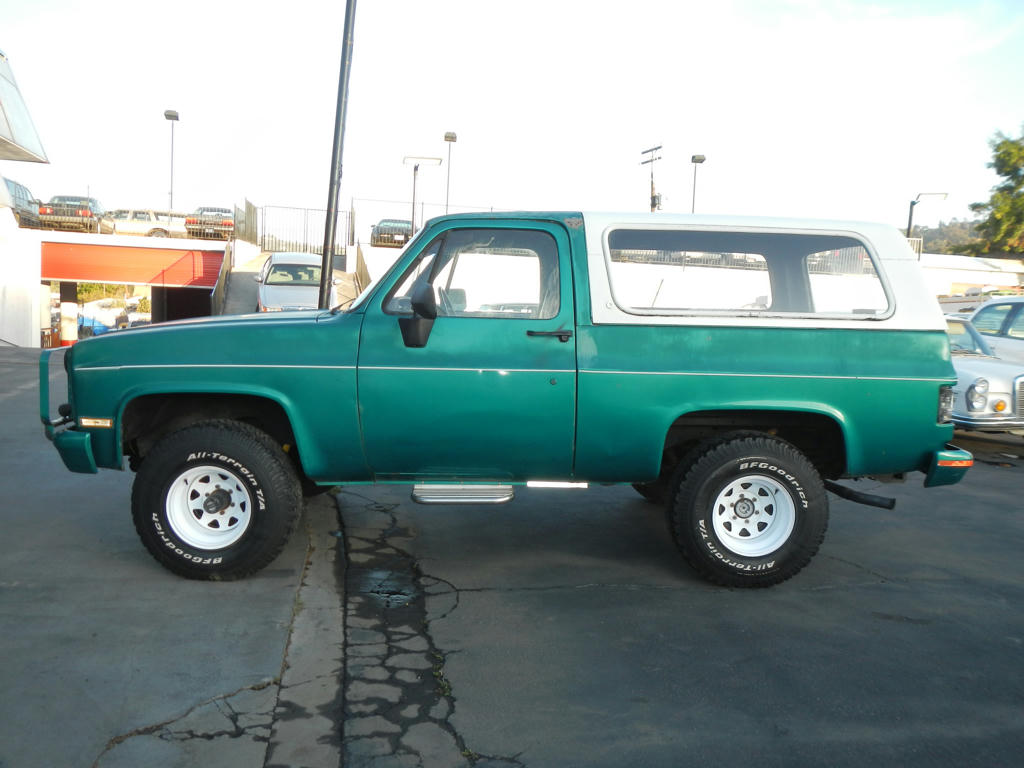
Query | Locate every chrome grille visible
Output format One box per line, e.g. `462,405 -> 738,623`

1017,376 -> 1024,416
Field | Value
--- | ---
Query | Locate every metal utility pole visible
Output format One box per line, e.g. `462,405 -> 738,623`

164,110 -> 178,211
319,0 -> 358,309
641,145 -> 662,212
444,131 -> 457,214
690,154 -> 705,213
906,192 -> 947,238
404,156 -> 442,232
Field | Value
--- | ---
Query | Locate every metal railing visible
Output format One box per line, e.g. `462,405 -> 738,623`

259,205 -> 349,260
234,199 -> 258,245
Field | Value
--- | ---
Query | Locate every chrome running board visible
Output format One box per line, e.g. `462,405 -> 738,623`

411,484 -> 515,505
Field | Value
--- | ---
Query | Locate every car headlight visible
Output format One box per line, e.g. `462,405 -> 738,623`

966,378 -> 989,411
939,385 -> 954,423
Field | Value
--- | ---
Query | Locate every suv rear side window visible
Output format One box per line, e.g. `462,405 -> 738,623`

605,229 -> 889,317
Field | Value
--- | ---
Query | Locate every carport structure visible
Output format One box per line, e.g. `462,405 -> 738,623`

39,231 -> 230,345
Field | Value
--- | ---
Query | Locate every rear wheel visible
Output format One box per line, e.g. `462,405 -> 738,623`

131,419 -> 302,580
667,435 -> 828,587
147,228 -> 169,237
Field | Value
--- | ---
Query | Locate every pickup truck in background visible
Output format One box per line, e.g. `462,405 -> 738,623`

40,211 -> 973,587
185,206 -> 234,239
38,195 -> 105,232
100,209 -> 187,238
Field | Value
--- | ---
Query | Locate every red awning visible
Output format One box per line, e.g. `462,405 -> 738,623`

41,241 -> 225,288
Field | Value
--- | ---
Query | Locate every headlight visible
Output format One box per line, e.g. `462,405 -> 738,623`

966,378 -> 989,411
939,385 -> 954,423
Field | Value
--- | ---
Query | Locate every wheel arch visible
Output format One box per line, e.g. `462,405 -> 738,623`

120,390 -> 312,476
657,407 -> 849,480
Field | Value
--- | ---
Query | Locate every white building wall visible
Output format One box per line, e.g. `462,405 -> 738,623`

0,209 -> 42,348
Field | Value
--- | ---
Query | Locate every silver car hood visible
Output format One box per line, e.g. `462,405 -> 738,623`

259,284 -> 320,310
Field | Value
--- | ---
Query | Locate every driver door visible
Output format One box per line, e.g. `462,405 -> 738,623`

357,222 -> 577,480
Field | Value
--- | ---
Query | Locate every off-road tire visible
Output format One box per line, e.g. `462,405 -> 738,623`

131,419 -> 302,580
667,434 -> 828,587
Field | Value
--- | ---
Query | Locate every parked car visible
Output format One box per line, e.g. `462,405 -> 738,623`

968,296 -> 1024,364
370,218 -> 412,248
185,206 -> 234,239
38,195 -> 105,232
1,175 -> 42,228
945,316 -> 1024,434
100,209 -> 187,238
255,252 -> 337,312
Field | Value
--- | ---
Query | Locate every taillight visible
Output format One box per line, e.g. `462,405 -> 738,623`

222,220 -> 233,226
76,209 -> 93,218
39,206 -> 53,214
186,217 -> 197,225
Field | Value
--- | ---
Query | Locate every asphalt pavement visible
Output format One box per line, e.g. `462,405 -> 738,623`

2,250 -> 1022,766
336,444 -> 1024,768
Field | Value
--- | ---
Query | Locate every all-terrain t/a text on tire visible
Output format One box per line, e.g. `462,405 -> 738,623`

131,420 -> 302,580
668,434 -> 829,587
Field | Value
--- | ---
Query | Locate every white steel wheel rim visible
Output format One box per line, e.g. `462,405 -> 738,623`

711,474 -> 796,557
165,465 -> 254,550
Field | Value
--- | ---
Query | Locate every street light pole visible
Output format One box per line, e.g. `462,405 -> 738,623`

319,0 -> 359,308
404,156 -> 441,232
906,192 -> 948,238
690,154 -> 705,214
640,145 -> 662,212
164,110 -> 179,210
444,131 -> 457,214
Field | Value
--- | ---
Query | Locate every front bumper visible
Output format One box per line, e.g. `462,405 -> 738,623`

923,443 -> 973,487
39,350 -> 98,474
952,413 -> 1024,432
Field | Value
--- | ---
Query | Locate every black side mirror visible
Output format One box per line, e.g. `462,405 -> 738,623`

399,281 -> 437,348
410,281 -> 437,319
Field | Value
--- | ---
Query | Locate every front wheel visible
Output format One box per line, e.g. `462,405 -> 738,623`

667,435 -> 828,587
131,420 -> 302,580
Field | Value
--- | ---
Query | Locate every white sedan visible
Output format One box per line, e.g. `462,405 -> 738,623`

255,252 -> 337,312
945,316 -> 1024,434
969,295 -> 1024,364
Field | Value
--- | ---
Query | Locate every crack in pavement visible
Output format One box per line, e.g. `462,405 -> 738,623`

337,489 -> 526,768
92,495 -> 345,768
91,680 -> 279,767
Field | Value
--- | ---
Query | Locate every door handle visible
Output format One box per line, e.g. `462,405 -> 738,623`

527,329 -> 573,342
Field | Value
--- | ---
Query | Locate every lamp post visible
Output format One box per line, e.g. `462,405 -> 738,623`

403,156 -> 441,232
906,192 -> 948,238
163,110 -> 179,211
690,154 -> 705,213
444,132 -> 457,214
640,145 -> 662,212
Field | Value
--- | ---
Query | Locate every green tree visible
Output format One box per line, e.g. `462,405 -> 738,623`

918,219 -> 980,254
968,126 -> 1024,255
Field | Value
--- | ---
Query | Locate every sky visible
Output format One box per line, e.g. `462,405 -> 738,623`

2,0 -> 1023,238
